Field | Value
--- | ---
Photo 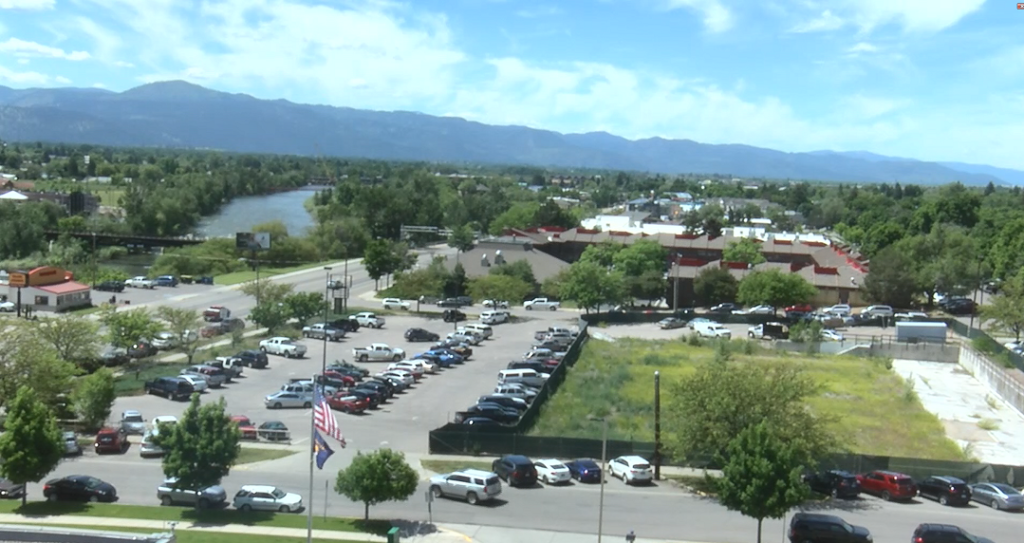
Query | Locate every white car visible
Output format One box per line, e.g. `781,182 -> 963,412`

377,370 -> 415,387
821,329 -> 844,342
232,485 -> 302,512
125,276 -> 156,289
152,331 -> 180,350
895,311 -> 928,321
178,374 -> 208,392
483,299 -> 510,309
534,459 -> 572,485
259,337 -> 307,358
0,301 -> 15,312
733,304 -> 773,315
389,359 -> 434,375
609,455 -> 653,485
139,430 -> 164,458
381,298 -> 411,310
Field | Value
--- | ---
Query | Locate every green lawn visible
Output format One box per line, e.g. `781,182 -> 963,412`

26,525 -> 369,543
235,447 -> 297,465
114,339 -> 265,396
215,261 -> 335,286
0,502 -> 390,535
529,338 -> 966,461
420,459 -> 494,474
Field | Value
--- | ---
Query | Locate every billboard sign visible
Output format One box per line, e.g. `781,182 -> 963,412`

236,232 -> 271,251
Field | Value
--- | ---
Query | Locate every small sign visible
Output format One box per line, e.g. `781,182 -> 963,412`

424,490 -> 433,503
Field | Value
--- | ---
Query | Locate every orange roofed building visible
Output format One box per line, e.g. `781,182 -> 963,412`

6,266 -> 92,312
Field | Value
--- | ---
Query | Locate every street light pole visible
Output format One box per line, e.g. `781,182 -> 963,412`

307,266 -> 332,543
654,370 -> 661,480
598,417 -> 608,543
321,267 -> 332,375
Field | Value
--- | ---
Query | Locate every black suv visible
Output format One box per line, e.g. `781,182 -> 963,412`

788,513 -> 871,543
944,299 -> 976,315
804,470 -> 861,499
917,476 -> 971,506
328,318 -> 360,332
405,328 -> 440,342
143,377 -> 194,401
442,309 -> 467,323
231,350 -> 269,369
491,455 -> 538,487
94,280 -> 125,293
912,524 -> 994,543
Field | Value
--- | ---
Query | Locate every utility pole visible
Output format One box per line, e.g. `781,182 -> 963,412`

654,371 -> 662,480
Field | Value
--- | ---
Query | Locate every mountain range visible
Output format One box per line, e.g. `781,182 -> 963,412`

0,81 -> 1019,186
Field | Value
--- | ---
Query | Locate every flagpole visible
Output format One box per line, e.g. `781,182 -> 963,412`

308,266 -> 333,543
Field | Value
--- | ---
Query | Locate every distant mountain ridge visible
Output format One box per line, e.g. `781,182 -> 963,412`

0,81 -> 1019,185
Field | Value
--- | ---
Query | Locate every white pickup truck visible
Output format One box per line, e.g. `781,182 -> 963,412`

125,276 -> 156,289
301,323 -> 346,341
523,298 -> 560,311
350,312 -> 385,329
259,337 -> 308,358
352,343 -> 405,362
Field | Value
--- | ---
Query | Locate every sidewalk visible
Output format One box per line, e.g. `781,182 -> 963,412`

445,523 -> 711,543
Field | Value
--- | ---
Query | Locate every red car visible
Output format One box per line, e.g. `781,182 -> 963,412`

856,470 -> 918,501
327,393 -> 368,414
784,304 -> 814,314
94,428 -> 129,454
231,416 -> 258,440
322,371 -> 356,387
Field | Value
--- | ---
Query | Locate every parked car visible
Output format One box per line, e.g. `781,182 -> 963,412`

94,280 -> 125,293
658,317 -> 687,330
231,349 -> 269,369
856,470 -> 918,501
99,346 -> 130,367
264,391 -> 312,409
821,329 -> 845,342
62,431 -> 83,456
483,299 -> 509,309
139,430 -> 164,458
154,275 -> 179,287
533,459 -> 571,485
118,410 -> 147,435
434,342 -> 472,358
125,276 -> 156,289
523,298 -> 559,311
804,470 -> 860,499
94,427 -> 129,454
437,298 -> 468,308
0,477 -> 26,499
157,478 -> 227,508
429,469 -> 502,505
734,304 -> 773,315
177,374 -> 208,393
382,298 -> 411,310
461,404 -> 519,424
128,341 -> 158,359
327,359 -> 370,377
917,476 -> 971,506
258,421 -> 290,441
405,328 -> 441,342
968,482 -> 1024,511
491,455 -> 538,487
43,475 -> 117,502
477,394 -> 528,411
564,458 -> 602,483
788,513 -> 871,543
860,305 -> 894,318
180,364 -> 227,388
912,524 -> 994,543
233,485 -> 302,512
609,455 -> 653,485
232,416 -> 259,440
352,343 -> 406,362
301,323 -> 346,341
260,337 -> 307,358
709,303 -> 739,314
342,388 -> 381,409
350,312 -> 385,329
442,309 -> 467,323
0,300 -> 13,312
327,393 -> 369,414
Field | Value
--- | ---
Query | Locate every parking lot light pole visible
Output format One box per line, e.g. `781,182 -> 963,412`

322,267 -> 332,374
654,370 -> 661,480
598,417 -> 608,543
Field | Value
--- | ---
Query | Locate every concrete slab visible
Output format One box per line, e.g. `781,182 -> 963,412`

893,359 -> 1024,465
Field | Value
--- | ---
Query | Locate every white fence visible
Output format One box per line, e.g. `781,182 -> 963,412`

959,346 -> 1024,417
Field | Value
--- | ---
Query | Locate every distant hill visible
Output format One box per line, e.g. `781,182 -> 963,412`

0,81 -> 1016,185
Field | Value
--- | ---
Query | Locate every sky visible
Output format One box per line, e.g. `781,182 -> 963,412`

0,0 -> 1022,170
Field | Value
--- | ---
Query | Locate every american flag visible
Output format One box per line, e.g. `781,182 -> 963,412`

313,385 -> 346,447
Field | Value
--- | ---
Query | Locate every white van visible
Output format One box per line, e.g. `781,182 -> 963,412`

462,323 -> 494,339
694,321 -> 732,339
497,368 -> 549,389
480,311 -> 509,325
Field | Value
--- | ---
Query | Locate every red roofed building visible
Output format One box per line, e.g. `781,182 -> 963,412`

6,266 -> 92,312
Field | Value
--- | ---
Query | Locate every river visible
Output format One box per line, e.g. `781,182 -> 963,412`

195,188 -> 324,237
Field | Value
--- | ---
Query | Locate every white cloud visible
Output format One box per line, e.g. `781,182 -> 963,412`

789,9 -> 844,33
54,75 -> 70,84
0,38 -> 91,60
16,58 -> 27,64
845,42 -> 878,54
92,82 -> 106,88
0,0 -> 55,9
839,94 -> 910,119
0,64 -> 60,85
114,60 -> 134,68
515,6 -> 562,18
663,0 -> 733,33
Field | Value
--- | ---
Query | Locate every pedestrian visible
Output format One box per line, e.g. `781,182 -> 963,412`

626,529 -> 636,542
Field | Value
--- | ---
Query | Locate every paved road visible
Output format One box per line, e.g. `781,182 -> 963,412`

41,454 -> 1021,543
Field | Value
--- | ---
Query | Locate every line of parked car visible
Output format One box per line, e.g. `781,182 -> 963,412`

453,325 -> 577,427
429,453 -> 653,506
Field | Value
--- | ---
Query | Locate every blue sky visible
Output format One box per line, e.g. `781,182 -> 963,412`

0,0 -> 1022,169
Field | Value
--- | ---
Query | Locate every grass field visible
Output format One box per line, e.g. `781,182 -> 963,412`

235,447 -> 297,465
24,525 -> 369,543
420,459 -> 494,474
0,501 -> 390,535
529,338 -> 966,461
215,262 -> 335,286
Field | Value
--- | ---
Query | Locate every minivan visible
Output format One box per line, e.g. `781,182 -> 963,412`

497,368 -> 548,388
479,311 -> 509,325
462,323 -> 493,339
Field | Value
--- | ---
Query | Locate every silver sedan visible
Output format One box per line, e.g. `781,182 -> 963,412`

969,482 -> 1024,511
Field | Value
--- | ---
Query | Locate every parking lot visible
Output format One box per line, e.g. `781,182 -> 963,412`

108,312 -> 569,454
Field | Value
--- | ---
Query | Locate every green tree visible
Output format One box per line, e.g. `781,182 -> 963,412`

100,307 -> 161,351
248,302 -> 290,333
363,239 -> 391,290
239,278 -> 295,304
30,314 -> 100,368
627,269 -> 668,304
489,259 -> 537,290
0,386 -> 64,505
717,422 -> 810,543
285,292 -> 325,327
863,245 -> 919,308
447,224 -> 476,257
153,395 -> 239,506
665,359 -> 836,463
722,239 -> 767,264
156,307 -> 202,364
579,241 -> 624,268
560,260 -> 626,312
981,274 -> 1024,341
693,267 -> 739,307
612,239 -> 667,277
0,327 -> 79,411
468,274 -> 533,304
334,448 -> 418,520
737,270 -> 816,313
70,368 -> 116,431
